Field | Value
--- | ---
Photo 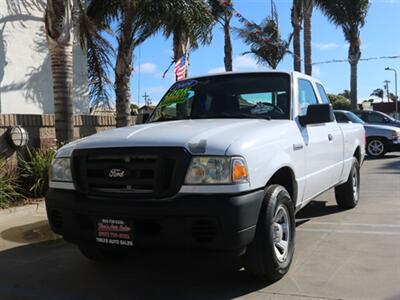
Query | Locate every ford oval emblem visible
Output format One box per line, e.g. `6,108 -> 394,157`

107,168 -> 129,179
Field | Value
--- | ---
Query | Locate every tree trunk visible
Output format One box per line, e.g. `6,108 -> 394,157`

350,62 -> 358,109
293,24 -> 301,72
114,10 -> 134,128
303,0 -> 313,76
173,27 -> 190,80
291,0 -> 302,72
349,39 -> 361,110
223,14 -> 233,72
45,0 -> 74,144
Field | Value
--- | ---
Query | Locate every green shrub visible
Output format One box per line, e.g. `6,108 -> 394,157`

0,159 -> 22,208
328,94 -> 351,110
18,147 -> 56,198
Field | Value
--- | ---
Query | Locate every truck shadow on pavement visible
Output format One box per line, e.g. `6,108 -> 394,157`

296,200 -> 342,220
0,240 -> 269,300
0,196 -> 365,300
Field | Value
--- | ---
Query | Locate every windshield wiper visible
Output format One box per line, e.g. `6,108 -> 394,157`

205,113 -> 271,120
150,116 -> 189,123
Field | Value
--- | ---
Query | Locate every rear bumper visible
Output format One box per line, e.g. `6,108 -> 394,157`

45,189 -> 264,252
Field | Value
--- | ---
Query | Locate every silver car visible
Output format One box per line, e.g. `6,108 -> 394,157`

334,110 -> 400,158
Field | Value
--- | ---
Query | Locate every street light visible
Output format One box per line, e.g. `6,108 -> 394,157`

385,67 -> 398,119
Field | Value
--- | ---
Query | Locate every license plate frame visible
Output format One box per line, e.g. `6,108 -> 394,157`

95,218 -> 134,247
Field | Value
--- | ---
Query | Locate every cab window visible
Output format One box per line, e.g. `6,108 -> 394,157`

298,79 -> 318,115
316,83 -> 330,104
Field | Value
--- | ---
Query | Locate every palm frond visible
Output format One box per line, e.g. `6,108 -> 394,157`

76,0 -> 114,108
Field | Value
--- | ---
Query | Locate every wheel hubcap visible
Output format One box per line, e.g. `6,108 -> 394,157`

272,205 -> 290,263
368,140 -> 384,156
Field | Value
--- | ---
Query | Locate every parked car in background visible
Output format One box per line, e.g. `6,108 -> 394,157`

335,110 -> 400,157
352,110 -> 400,128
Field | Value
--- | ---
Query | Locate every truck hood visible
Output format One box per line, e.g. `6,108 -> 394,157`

72,119 -> 291,155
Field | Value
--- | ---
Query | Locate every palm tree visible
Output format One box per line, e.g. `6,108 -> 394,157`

236,11 -> 292,70
87,1 -> 213,127
162,1 -> 214,79
45,0 -> 113,143
208,0 -> 233,71
291,0 -> 303,72
45,0 -> 74,143
315,0 -> 370,109
370,88 -> 384,102
88,1 -> 168,127
339,89 -> 351,100
303,0 -> 313,75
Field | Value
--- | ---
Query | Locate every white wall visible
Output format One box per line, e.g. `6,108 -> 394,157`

0,0 -> 89,114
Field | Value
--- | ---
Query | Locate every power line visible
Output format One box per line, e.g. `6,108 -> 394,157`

312,55 -> 400,65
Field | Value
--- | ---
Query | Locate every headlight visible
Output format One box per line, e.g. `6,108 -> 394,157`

185,157 -> 249,185
50,158 -> 72,182
392,131 -> 399,140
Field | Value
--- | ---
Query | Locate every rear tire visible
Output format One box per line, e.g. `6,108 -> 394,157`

366,138 -> 387,158
334,158 -> 360,209
78,244 -> 128,262
244,185 -> 295,282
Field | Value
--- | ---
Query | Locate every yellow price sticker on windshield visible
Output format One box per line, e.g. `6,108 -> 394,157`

160,88 -> 190,108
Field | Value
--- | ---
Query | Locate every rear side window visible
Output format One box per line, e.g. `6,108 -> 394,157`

298,79 -> 318,115
316,83 -> 330,104
369,112 -> 386,123
353,111 -> 367,121
334,112 -> 349,123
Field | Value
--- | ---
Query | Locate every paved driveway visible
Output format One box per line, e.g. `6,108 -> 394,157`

0,155 -> 399,300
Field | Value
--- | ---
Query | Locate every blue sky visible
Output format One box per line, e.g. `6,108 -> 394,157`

108,0 -> 400,107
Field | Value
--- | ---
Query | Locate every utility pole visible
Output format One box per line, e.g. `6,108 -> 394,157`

384,80 -> 390,102
142,92 -> 151,106
385,67 -> 399,119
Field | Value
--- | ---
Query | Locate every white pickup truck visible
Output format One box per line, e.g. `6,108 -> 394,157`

46,71 -> 365,281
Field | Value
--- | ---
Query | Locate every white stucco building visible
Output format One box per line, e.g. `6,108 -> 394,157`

0,0 -> 89,114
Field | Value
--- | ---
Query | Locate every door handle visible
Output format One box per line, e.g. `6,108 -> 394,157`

328,134 -> 333,142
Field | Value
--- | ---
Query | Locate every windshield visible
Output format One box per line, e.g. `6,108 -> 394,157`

148,73 -> 291,123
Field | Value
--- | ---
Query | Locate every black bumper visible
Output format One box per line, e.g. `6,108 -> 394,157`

45,189 -> 264,252
388,142 -> 400,153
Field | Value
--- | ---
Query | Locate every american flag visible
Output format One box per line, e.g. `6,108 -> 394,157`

174,55 -> 187,81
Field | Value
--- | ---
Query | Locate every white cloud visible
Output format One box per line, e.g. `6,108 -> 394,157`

146,86 -> 168,95
207,55 -> 260,74
138,62 -> 157,74
313,66 -> 321,78
208,67 -> 226,74
313,43 -> 339,50
234,55 -> 259,70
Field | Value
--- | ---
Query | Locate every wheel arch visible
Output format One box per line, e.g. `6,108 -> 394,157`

367,135 -> 389,143
353,146 -> 362,164
266,167 -> 298,207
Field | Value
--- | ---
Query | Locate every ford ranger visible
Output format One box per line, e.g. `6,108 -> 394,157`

46,71 -> 365,281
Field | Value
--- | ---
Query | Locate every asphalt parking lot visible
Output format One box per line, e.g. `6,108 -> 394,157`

0,155 -> 399,300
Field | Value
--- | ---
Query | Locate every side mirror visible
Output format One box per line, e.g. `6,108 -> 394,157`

383,117 -> 390,123
299,104 -> 334,126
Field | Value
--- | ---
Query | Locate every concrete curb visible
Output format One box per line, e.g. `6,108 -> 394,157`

0,201 -> 46,218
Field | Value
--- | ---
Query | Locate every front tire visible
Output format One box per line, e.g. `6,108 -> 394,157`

334,158 -> 360,209
366,138 -> 387,158
244,185 -> 295,282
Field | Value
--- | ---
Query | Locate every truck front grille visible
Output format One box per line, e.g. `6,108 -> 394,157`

72,147 -> 191,199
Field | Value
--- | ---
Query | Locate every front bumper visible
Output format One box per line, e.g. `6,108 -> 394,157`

388,140 -> 400,152
45,188 -> 264,252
